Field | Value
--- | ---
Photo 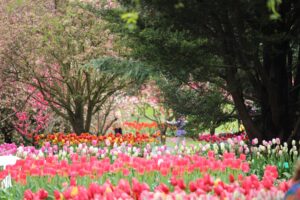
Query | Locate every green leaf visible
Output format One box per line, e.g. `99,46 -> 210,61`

121,12 -> 139,31
283,172 -> 292,179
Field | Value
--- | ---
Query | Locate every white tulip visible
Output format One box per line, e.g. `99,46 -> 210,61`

38,151 -> 44,158
245,148 -> 250,154
262,140 -> 268,146
293,146 -> 297,151
259,145 -> 266,152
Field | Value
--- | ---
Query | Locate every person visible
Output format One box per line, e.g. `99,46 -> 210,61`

284,163 -> 300,199
166,115 -> 187,146
112,111 -> 123,135
239,124 -> 245,133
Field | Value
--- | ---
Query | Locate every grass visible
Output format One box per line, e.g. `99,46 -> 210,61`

165,136 -> 200,148
123,104 -> 240,138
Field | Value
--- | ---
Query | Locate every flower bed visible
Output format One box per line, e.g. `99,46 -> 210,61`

0,143 -> 18,156
199,132 -> 248,143
34,132 -> 160,147
0,137 -> 298,199
123,121 -> 157,132
22,170 -> 288,200
2,152 -> 249,182
1,136 -> 297,179
1,151 -> 289,199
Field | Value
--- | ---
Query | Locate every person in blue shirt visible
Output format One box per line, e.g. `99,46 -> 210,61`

284,163 -> 300,200
166,115 -> 187,146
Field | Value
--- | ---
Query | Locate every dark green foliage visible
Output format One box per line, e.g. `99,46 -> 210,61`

98,0 -> 300,142
156,76 -> 235,135
0,108 -> 15,143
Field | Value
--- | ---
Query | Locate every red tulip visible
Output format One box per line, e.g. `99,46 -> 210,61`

155,183 -> 170,194
23,189 -> 34,200
262,177 -> 273,190
189,181 -> 197,192
118,179 -> 131,195
229,174 -> 235,183
53,190 -> 63,200
37,189 -> 48,200
239,154 -> 246,161
279,181 -> 290,192
70,176 -> 77,186
214,185 -> 224,196
88,183 -> 104,197
170,176 -> 177,186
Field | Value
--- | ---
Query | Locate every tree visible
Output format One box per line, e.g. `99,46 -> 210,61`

0,0 -> 50,143
0,74 -> 19,143
135,80 -> 173,144
156,76 -> 235,136
3,2 -> 136,134
14,86 -> 51,145
0,61 -> 30,143
104,0 -> 300,143
93,94 -> 124,136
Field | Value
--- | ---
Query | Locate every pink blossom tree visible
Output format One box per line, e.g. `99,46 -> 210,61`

135,81 -> 173,144
14,85 -> 51,145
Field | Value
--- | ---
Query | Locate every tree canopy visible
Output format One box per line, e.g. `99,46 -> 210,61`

103,0 -> 300,142
2,1 -> 147,135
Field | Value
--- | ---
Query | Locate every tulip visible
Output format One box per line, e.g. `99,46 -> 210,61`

259,145 -> 266,152
23,189 -> 34,200
275,138 -> 281,145
294,151 -> 298,156
155,183 -> 169,194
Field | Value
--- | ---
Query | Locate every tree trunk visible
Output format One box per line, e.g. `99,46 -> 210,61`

85,104 -> 93,133
71,101 -> 86,135
260,41 -> 291,142
160,126 -> 167,144
3,132 -> 12,144
225,38 -> 292,143
230,89 -> 262,141
54,0 -> 58,10
226,68 -> 262,142
290,46 -> 300,141
71,119 -> 85,135
209,125 -> 215,136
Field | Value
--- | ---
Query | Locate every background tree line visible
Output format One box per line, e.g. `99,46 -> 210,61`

1,0 -> 299,144
100,0 -> 300,143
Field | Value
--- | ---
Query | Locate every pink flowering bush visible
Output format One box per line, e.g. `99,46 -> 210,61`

14,86 -> 51,145
0,143 -> 17,156
199,132 -> 248,143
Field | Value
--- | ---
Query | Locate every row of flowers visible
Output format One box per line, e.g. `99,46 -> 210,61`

0,137 -> 298,199
123,121 -> 158,131
23,169 -> 288,200
34,132 -> 160,147
0,150 -> 288,199
1,152 -> 249,182
0,137 -> 298,180
198,132 -> 248,143
0,143 -> 18,156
